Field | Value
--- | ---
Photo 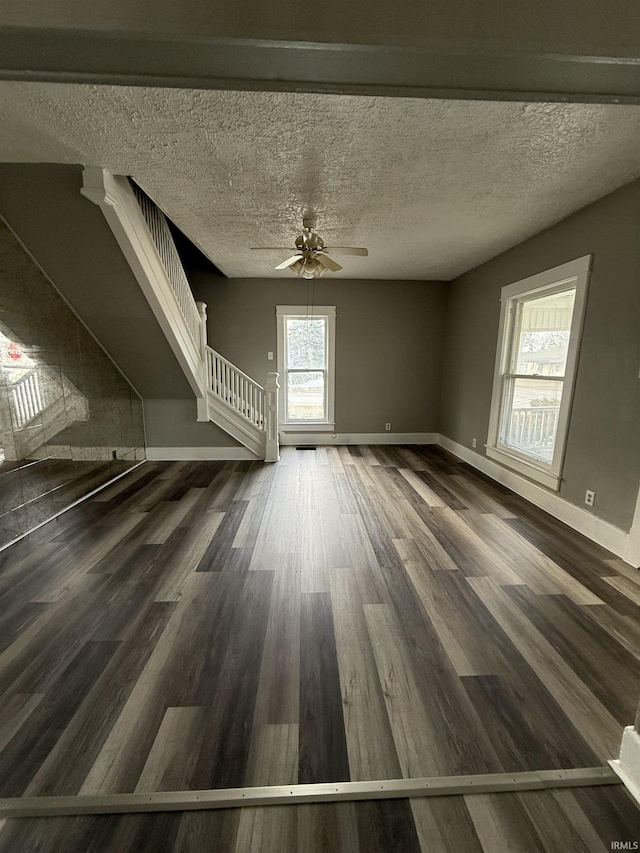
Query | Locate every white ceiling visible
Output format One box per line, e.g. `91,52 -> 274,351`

2,82 -> 640,280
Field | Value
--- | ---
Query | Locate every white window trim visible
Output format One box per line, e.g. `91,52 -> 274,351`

486,255 -> 591,491
276,305 -> 336,431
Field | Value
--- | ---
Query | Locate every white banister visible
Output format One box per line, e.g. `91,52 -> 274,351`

203,346 -> 279,461
129,181 -> 202,348
205,345 -> 266,430
265,372 -> 280,463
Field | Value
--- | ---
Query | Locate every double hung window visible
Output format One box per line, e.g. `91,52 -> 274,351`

486,256 -> 590,490
276,306 -> 336,430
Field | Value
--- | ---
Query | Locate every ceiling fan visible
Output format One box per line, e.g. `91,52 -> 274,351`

251,219 -> 368,279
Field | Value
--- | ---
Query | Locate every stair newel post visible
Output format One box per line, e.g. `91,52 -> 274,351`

196,301 -> 209,421
265,372 -> 280,462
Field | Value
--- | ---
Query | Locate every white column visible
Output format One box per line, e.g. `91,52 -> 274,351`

264,372 -> 280,463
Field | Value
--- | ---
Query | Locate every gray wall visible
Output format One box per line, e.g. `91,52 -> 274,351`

189,276 -> 447,436
0,164 -> 193,399
440,179 -> 640,531
143,399 -> 238,448
0,217 -> 145,546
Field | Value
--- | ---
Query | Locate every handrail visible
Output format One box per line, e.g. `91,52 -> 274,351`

206,346 -> 264,390
206,346 -> 266,431
129,182 -> 201,347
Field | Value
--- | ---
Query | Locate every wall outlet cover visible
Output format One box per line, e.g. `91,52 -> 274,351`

585,489 -> 595,507
385,423 -> 391,431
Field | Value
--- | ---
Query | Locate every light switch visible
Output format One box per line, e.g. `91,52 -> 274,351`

267,351 -> 274,360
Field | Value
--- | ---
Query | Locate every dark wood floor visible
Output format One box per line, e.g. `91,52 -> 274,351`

1,787 -> 639,852
1,445 -> 640,816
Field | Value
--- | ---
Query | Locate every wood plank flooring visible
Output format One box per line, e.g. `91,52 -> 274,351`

1,786 -> 639,852
0,445 -> 640,806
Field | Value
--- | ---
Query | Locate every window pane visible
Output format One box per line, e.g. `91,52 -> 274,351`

501,377 -> 563,463
512,288 -> 575,376
287,371 -> 325,420
286,319 -> 325,369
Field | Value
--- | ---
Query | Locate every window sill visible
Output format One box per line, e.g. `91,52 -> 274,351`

485,444 -> 561,491
279,423 -> 336,433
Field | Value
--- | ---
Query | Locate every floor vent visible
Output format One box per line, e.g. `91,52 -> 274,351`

296,446 -> 317,451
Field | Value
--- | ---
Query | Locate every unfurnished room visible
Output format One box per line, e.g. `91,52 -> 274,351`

0,6 -> 640,851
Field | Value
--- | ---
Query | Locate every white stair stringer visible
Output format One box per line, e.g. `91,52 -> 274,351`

204,390 -> 265,459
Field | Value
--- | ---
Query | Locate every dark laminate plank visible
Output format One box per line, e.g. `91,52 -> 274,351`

456,510 -> 602,604
77,576 -> 219,795
252,559 -> 301,727
572,786 -> 640,848
330,568 -> 402,781
411,796 -> 484,853
168,547 -> 253,708
0,640 -> 119,796
423,572 -> 601,770
468,577 -> 621,761
417,507 -> 522,583
517,789 -> 597,853
0,815 -> 122,853
461,674 -> 594,773
505,586 -> 640,724
195,500 -> 248,572
107,813 -> 183,853
298,592 -> 350,784
174,810 -> 239,853
189,570 -> 274,790
465,792 -> 547,852
25,601 -> 176,796
369,550 -> 504,775
297,802 -> 360,853
0,601 -> 49,654
354,800 -> 422,853
506,515 -> 640,616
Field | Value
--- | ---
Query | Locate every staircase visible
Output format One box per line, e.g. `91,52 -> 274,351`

81,168 -> 279,462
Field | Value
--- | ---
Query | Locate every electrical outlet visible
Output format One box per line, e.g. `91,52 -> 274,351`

472,438 -> 477,448
267,351 -> 274,360
585,489 -> 595,507
385,423 -> 391,431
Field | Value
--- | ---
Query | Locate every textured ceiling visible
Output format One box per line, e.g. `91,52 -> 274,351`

1,82 -> 640,279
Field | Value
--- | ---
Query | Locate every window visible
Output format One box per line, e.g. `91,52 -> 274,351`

486,256 -> 590,490
276,306 -> 336,430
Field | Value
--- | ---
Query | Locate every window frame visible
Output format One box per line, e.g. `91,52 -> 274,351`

276,305 -> 336,432
486,255 -> 591,491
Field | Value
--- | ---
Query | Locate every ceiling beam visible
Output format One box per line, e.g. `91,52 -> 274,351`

2,27 -> 640,103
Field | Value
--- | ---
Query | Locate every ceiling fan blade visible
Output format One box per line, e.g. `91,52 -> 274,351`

325,247 -> 368,256
251,246 -> 297,251
315,253 -> 343,272
275,254 -> 303,270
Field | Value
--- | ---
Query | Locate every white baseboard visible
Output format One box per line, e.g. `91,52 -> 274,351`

279,432 -> 438,446
438,434 -> 636,566
146,446 -> 258,461
610,727 -> 640,807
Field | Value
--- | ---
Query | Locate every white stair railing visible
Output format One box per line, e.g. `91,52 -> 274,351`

129,181 -> 202,348
206,346 -> 265,430
205,347 -> 279,462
